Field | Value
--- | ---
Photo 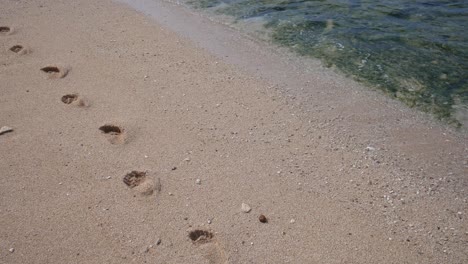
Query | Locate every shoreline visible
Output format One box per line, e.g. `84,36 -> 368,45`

122,0 -> 468,130
175,0 -> 468,128
1,0 -> 467,263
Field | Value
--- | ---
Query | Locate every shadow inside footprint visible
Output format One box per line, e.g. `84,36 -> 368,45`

41,65 -> 69,79
123,171 -> 146,188
123,171 -> 155,195
189,230 -> 214,244
61,94 -> 88,107
189,230 -> 227,263
9,45 -> 23,53
99,124 -> 126,144
41,66 -> 59,73
61,94 -> 78,104
99,125 -> 121,135
0,26 -> 11,35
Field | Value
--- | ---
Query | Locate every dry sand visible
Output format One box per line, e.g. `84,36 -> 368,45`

0,0 -> 467,263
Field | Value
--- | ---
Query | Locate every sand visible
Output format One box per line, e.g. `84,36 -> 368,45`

0,0 -> 467,263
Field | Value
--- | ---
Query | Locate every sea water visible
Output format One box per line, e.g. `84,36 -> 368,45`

184,0 -> 468,126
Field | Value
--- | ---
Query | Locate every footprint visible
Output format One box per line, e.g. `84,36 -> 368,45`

189,230 -> 214,244
40,65 -> 69,79
61,94 -> 78,104
61,94 -> 88,107
9,45 -> 28,55
0,26 -> 13,35
123,171 -> 155,195
189,230 -> 228,263
99,124 -> 126,144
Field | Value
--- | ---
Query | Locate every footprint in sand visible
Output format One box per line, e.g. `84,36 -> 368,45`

9,45 -> 29,55
99,124 -> 126,144
0,26 -> 13,35
123,171 -> 155,196
189,230 -> 228,264
61,94 -> 89,107
189,230 -> 214,244
40,65 -> 69,79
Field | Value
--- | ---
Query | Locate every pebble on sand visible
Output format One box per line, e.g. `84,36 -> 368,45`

9,248 -> 14,253
259,214 -> 268,223
290,219 -> 296,224
241,203 -> 252,213
0,126 -> 13,135
196,179 -> 201,185
366,146 -> 376,151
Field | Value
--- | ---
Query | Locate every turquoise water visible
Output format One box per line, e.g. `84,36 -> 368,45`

186,0 -> 468,126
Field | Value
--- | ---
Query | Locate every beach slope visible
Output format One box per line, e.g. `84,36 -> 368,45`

0,0 -> 466,263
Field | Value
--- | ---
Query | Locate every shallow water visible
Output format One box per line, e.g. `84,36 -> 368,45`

185,0 -> 468,126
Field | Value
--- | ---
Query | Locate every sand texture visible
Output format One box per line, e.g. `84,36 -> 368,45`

0,0 -> 467,263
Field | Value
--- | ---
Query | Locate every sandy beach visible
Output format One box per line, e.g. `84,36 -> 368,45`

1,0 -> 467,263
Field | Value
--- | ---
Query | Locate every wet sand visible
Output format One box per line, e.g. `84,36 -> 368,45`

0,0 -> 467,263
